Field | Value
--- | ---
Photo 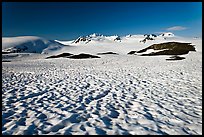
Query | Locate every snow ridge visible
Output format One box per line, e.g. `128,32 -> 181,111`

2,36 -> 64,54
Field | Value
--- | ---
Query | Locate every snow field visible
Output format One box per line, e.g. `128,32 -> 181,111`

2,51 -> 202,135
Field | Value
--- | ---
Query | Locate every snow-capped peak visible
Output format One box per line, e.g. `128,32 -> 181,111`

159,32 -> 175,37
56,32 -> 178,46
89,33 -> 102,38
126,34 -> 132,38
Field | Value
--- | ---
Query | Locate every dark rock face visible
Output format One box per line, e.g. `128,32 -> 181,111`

46,53 -> 73,59
73,37 -> 91,44
97,52 -> 119,55
162,33 -> 172,37
166,55 -> 185,61
151,34 -> 157,37
148,42 -> 195,51
46,53 -> 100,59
140,37 -> 154,43
68,53 -> 100,59
127,51 -> 137,55
140,34 -> 156,43
144,34 -> 157,37
114,36 -> 121,41
137,42 -> 196,56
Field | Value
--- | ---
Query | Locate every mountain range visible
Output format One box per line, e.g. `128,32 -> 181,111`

2,32 -> 201,55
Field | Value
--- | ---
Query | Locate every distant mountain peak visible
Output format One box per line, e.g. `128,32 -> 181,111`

159,32 -> 175,37
89,33 -> 102,38
140,34 -> 157,43
125,34 -> 132,38
68,32 -> 176,44
72,36 -> 91,44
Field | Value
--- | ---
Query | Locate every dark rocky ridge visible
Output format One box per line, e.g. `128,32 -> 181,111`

137,42 -> 196,56
140,34 -> 157,43
46,53 -> 73,59
127,51 -> 137,55
114,36 -> 121,42
97,52 -> 119,55
68,53 -> 100,59
166,56 -> 186,61
46,53 -> 100,59
73,37 -> 91,44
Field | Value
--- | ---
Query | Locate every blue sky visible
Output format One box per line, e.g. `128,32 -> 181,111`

2,2 -> 202,40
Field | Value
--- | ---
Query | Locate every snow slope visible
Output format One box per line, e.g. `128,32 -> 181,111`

2,33 -> 202,135
2,36 -> 64,54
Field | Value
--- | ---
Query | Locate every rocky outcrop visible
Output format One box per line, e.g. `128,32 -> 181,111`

73,36 -> 91,44
137,42 -> 196,56
97,52 -> 119,55
127,51 -> 137,55
46,53 -> 73,59
68,53 -> 100,59
166,55 -> 185,61
140,34 -> 156,43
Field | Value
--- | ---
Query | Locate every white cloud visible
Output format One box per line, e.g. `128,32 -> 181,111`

155,31 -> 168,34
166,26 -> 187,31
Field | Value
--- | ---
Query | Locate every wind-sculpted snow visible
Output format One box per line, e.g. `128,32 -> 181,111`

2,51 -> 202,135
2,36 -> 64,54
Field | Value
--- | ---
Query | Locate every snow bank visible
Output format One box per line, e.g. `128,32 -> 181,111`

2,36 -> 64,54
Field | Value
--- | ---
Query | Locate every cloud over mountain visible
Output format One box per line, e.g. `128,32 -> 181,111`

166,26 -> 187,31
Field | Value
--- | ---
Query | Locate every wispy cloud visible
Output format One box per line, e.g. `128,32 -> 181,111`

155,31 -> 169,34
166,26 -> 187,31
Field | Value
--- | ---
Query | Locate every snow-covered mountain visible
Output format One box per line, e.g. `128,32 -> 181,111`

159,32 -> 174,37
56,32 -> 176,46
2,36 -> 64,54
52,32 -> 201,55
70,33 -> 122,44
2,33 -> 201,55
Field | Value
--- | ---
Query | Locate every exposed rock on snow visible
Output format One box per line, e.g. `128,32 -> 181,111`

113,36 -> 121,42
68,53 -> 100,59
97,52 -> 119,55
126,34 -> 132,38
166,55 -> 186,61
46,53 -> 74,59
46,53 -> 101,59
159,32 -> 175,37
137,42 -> 196,56
72,33 -> 105,44
72,36 -> 91,44
140,34 -> 157,43
127,51 -> 137,55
